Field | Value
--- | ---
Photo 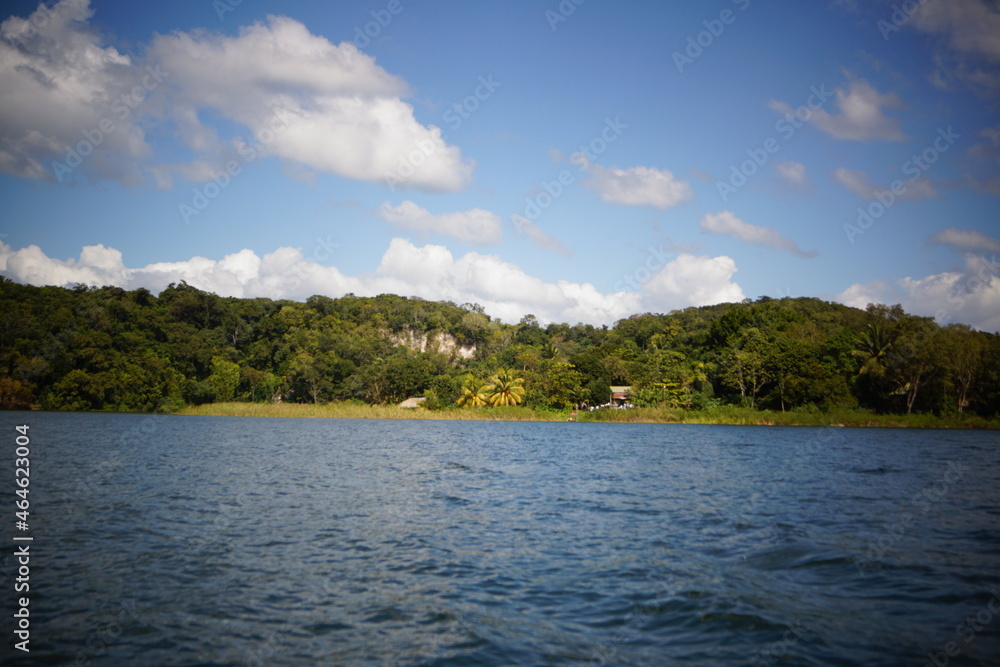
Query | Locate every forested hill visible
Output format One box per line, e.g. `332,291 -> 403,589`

1,277 -> 998,417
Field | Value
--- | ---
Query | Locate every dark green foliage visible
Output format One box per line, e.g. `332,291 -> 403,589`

0,278 -> 996,417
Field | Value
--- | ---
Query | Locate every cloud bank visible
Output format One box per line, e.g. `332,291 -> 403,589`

0,239 -> 747,326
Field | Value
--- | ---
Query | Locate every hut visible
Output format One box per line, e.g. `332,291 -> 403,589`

398,397 -> 427,409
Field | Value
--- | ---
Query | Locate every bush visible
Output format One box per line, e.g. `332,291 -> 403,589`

184,379 -> 216,405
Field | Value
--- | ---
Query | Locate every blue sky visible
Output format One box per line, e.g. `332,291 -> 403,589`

1,0 -> 998,329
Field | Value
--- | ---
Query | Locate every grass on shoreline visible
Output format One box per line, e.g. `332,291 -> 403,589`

176,402 -> 1000,429
177,401 -> 567,421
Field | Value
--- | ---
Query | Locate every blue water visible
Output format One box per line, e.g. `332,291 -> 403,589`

1,412 -> 998,665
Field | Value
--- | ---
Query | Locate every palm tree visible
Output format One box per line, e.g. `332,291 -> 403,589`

456,376 -> 489,407
853,321 -> 895,377
484,368 -> 526,407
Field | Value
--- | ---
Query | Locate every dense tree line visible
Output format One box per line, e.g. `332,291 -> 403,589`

1,277 -> 997,417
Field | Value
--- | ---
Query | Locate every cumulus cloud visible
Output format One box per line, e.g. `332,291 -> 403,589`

776,160 -> 808,188
577,160 -> 693,209
928,228 -> 1000,254
150,15 -> 472,192
769,76 -> 906,141
836,253 -> 1000,332
833,167 -> 938,200
641,253 -> 745,311
699,211 -> 817,258
0,0 -> 156,183
0,240 -> 749,326
0,1 -> 473,191
377,201 -> 502,244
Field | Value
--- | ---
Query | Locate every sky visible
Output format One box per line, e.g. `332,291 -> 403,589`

0,0 -> 998,330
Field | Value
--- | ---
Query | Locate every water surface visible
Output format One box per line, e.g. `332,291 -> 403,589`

1,413 -> 998,665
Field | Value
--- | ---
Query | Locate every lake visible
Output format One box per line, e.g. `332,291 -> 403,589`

1,412 -> 998,665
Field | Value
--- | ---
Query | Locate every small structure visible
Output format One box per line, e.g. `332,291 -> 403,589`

610,386 -> 632,407
398,397 -> 427,409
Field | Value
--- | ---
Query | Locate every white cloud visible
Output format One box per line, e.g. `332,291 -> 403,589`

641,253 -> 745,311
0,240 -> 750,326
0,242 -> 128,287
0,2 -> 473,191
377,201 -> 502,244
832,167 -> 938,200
0,0 -> 154,183
769,77 -> 905,141
776,160 -> 808,187
699,211 -> 817,258
836,253 -> 1000,332
577,160 -> 693,209
912,0 -> 1000,62
928,228 -> 1000,254
148,14 -> 472,192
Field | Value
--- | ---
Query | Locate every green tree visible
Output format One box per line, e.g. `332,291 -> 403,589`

208,357 -> 241,402
720,328 -> 770,408
940,324 -> 983,413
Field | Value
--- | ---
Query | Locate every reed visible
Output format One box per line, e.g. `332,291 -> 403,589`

577,405 -> 1000,429
176,402 -> 571,421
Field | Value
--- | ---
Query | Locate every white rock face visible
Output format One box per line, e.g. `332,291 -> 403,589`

388,328 -> 477,360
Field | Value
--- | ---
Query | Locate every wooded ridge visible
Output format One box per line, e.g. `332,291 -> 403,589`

1,277 -> 997,419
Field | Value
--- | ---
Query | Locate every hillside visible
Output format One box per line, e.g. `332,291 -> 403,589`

1,277 -> 997,418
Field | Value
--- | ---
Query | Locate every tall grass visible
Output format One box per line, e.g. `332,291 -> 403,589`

177,402 -> 572,422
176,401 -> 999,428
577,405 -> 1000,428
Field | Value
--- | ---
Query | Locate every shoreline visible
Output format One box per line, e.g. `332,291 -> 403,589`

173,402 -> 1000,429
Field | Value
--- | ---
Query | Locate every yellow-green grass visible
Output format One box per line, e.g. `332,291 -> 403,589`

576,405 -> 1000,429
175,401 -> 999,428
176,401 -> 571,422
